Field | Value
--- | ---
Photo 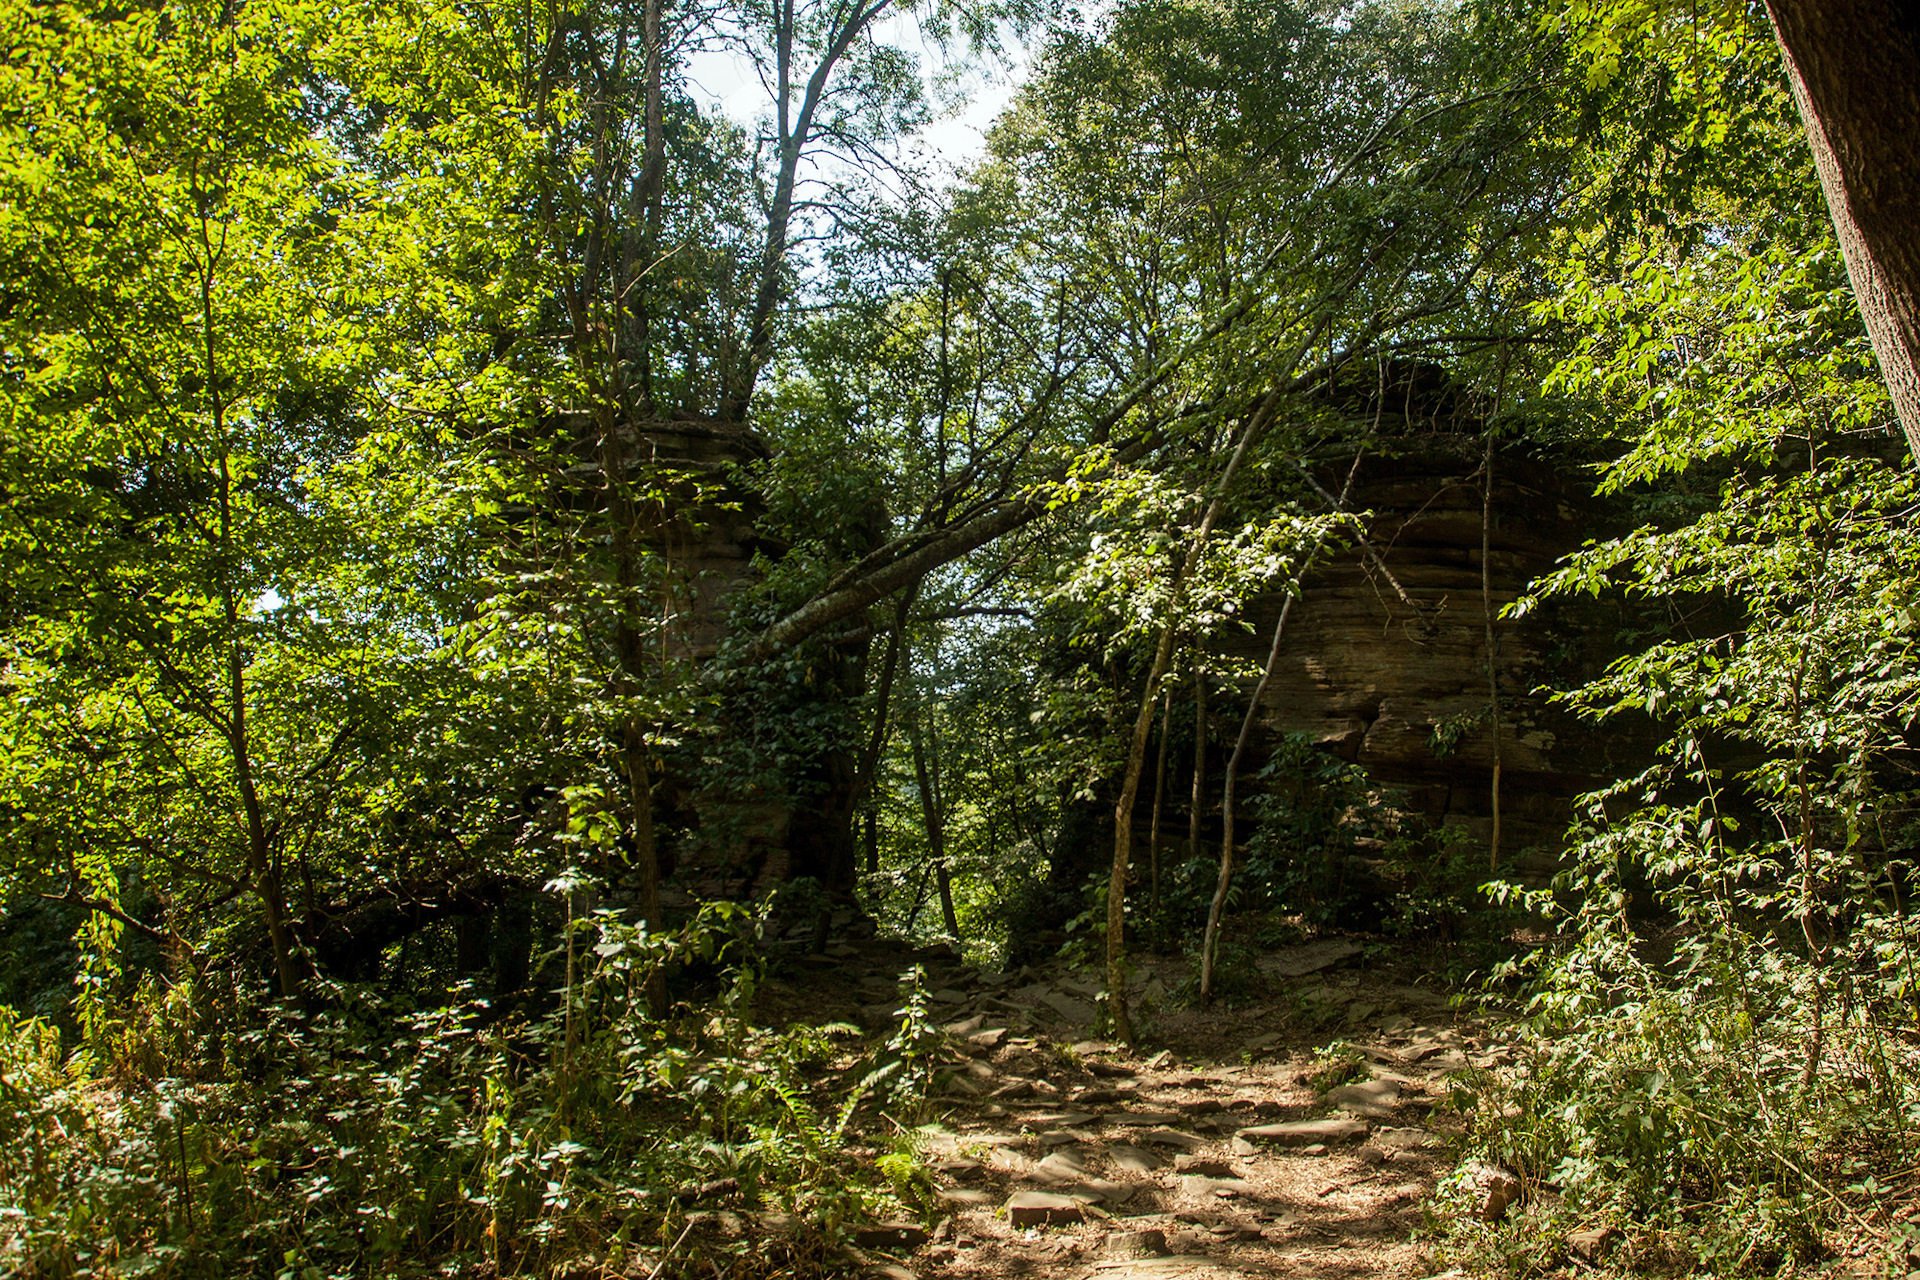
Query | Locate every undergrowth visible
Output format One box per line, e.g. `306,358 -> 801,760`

1436,905 -> 1920,1275
0,898 -> 931,1278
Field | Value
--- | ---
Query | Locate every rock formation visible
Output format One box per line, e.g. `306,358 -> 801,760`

1221,432 -> 1651,877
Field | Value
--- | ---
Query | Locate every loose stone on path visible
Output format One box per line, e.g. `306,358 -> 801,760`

1237,1117 -> 1368,1146
1134,1127 -> 1207,1151
1324,1078 -> 1401,1118
1108,1144 -> 1163,1172
1007,1190 -> 1084,1226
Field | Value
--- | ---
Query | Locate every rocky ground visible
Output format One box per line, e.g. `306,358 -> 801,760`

754,935 -> 1517,1280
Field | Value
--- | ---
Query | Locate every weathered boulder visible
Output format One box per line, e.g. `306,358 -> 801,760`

1461,1160 -> 1524,1222
1225,434 -> 1648,871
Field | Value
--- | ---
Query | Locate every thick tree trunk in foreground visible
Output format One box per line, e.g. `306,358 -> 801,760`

1766,0 -> 1920,459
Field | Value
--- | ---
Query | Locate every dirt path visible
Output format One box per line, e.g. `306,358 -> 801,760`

758,938 -> 1512,1280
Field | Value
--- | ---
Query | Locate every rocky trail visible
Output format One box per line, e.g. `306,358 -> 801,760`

754,935 -> 1518,1280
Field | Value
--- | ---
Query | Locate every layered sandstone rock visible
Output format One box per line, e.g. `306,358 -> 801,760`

1218,434 -> 1652,874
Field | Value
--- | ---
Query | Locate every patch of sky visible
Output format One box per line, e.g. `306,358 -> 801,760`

682,11 -> 1038,176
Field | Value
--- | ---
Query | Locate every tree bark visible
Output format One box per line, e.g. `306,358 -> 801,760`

1199,596 -> 1290,1004
1188,664 -> 1206,886
1765,0 -> 1920,460
1199,420 -> 1373,1002
1147,689 -> 1173,945
208,299 -> 300,1001
742,324 -> 1361,664
1480,422 -> 1503,873
1105,387 -> 1285,1039
908,703 -> 959,942
851,585 -> 918,879
1109,626 -> 1177,1044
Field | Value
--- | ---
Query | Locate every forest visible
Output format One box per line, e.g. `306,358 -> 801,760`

3,0 -> 1919,1275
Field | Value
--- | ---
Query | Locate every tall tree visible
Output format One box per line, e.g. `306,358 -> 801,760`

1763,1 -> 1920,460
1552,0 -> 1920,458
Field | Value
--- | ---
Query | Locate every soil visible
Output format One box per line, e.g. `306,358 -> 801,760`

751,934 -> 1516,1280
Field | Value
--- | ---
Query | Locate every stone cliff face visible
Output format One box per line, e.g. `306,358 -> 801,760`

625,418 -> 873,901
642,410 -> 1653,908
622,418 -> 778,661
1217,434 -> 1650,877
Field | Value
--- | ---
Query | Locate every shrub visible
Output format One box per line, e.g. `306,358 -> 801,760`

0,898 -> 924,1278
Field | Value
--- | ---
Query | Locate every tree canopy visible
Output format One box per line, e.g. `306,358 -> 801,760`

3,0 -> 1918,1273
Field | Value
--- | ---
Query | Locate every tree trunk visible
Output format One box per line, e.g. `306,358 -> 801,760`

852,585 -> 918,880
1200,594 -> 1294,1004
1147,689 -> 1173,946
908,705 -> 959,942
1201,404 -> 1376,1001
625,726 -> 667,1012
935,857 -> 960,942
1765,0 -> 1920,460
1480,423 -> 1503,873
1105,389 -> 1282,1039
1109,626 -> 1178,1044
1188,663 -> 1207,878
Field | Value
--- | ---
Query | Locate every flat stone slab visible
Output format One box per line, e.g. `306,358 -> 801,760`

1055,1177 -> 1135,1205
1034,1151 -> 1091,1181
937,1187 -> 994,1208
1262,939 -> 1364,977
1325,1079 -> 1401,1118
1134,1127 -> 1206,1151
1177,1175 -> 1251,1196
1237,1117 -> 1368,1146
1022,1110 -> 1097,1128
1417,1049 -> 1471,1072
989,1147 -> 1034,1173
1119,1109 -> 1185,1125
1039,990 -> 1097,1024
1105,1229 -> 1169,1260
1108,1144 -> 1163,1172
1036,1128 -> 1100,1147
1372,1126 -> 1439,1151
1087,1258 -> 1243,1278
1007,1190 -> 1083,1226
854,1221 -> 930,1250
1404,1031 -> 1465,1058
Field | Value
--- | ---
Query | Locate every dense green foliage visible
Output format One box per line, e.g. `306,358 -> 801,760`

4,0 -> 1918,1272
1431,5 -> 1920,1273
0,903 -> 943,1276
